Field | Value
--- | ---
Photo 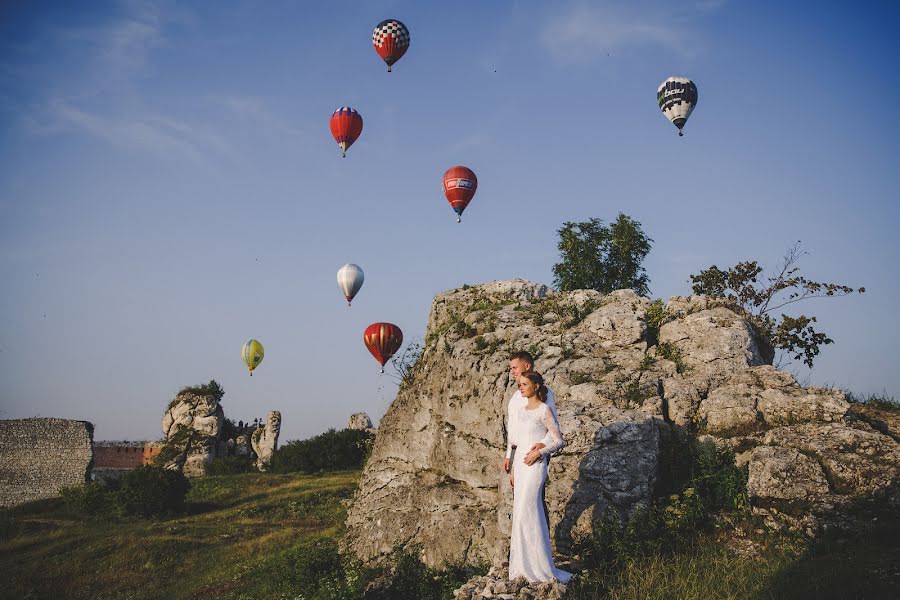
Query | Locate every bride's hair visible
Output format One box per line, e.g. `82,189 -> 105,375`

520,371 -> 548,403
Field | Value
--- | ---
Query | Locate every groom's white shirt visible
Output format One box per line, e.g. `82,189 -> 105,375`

505,388 -> 559,459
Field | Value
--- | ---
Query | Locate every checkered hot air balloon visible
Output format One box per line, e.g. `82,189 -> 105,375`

372,19 -> 410,72
657,76 -> 698,137
330,107 -> 363,157
363,322 -> 403,373
442,166 -> 478,223
337,263 -> 364,307
241,339 -> 264,376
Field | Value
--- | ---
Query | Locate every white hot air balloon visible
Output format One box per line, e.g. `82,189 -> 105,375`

337,263 -> 365,307
657,76 -> 698,136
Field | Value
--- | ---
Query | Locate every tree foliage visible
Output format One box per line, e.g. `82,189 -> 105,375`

690,242 -> 864,368
552,213 -> 653,296
269,428 -> 374,474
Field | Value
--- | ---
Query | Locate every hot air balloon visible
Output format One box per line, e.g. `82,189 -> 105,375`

657,76 -> 698,136
372,19 -> 410,72
242,339 -> 264,376
337,263 -> 364,306
364,322 -> 403,373
330,107 -> 363,157
442,166 -> 478,223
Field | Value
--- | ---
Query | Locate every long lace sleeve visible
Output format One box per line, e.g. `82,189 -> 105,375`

539,404 -> 564,456
505,400 -> 517,459
536,397 -> 560,453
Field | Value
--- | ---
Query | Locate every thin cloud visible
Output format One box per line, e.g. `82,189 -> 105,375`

217,94 -> 306,139
540,1 -> 724,63
42,98 -> 235,163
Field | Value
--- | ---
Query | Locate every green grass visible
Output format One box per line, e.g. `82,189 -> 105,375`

567,494 -> 900,600
4,470 -> 897,600
0,471 -> 359,600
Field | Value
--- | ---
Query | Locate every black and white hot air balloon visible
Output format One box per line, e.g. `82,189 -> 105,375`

337,263 -> 364,307
657,76 -> 698,136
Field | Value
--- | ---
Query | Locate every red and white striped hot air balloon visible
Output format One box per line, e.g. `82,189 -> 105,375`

442,166 -> 478,223
329,107 -> 363,157
363,322 -> 403,373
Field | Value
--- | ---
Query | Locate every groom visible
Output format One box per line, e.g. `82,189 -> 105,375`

503,350 -> 559,487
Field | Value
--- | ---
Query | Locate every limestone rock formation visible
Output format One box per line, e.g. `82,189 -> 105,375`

159,388 -> 225,477
348,412 -> 375,432
251,410 -> 281,472
344,279 -> 900,569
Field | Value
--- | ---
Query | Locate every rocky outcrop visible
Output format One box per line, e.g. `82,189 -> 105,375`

159,389 -> 225,477
344,280 -> 900,568
348,412 -> 375,432
250,411 -> 281,472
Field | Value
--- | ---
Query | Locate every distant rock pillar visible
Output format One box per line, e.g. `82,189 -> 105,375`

251,411 -> 281,471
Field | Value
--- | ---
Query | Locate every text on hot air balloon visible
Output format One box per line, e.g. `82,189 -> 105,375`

445,178 -> 475,190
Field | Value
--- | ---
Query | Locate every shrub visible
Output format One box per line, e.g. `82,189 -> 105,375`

269,428 -> 374,474
645,298 -> 666,345
204,455 -> 256,476
690,242 -> 864,368
114,465 -> 190,518
60,481 -> 115,516
656,341 -> 686,374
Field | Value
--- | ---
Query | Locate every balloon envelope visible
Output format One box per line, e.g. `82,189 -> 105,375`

372,19 -> 410,72
337,263 -> 365,306
242,339 -> 265,375
363,322 -> 403,370
657,76 -> 698,136
442,166 -> 478,222
330,107 -> 363,156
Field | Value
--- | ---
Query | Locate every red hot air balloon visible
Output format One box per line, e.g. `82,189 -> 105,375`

364,322 -> 403,373
372,19 -> 410,72
442,166 -> 478,223
330,107 -> 363,157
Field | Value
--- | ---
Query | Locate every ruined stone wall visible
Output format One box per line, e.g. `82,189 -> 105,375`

0,418 -> 94,508
93,442 -> 162,469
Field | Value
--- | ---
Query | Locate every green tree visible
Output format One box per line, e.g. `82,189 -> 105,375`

552,213 -> 653,295
690,242 -> 864,368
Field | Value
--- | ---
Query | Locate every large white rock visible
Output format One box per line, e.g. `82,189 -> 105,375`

160,390 -> 225,477
344,281 -> 900,568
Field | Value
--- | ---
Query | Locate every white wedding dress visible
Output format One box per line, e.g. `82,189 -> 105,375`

508,401 -> 572,583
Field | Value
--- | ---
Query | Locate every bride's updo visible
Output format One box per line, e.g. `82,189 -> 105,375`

521,371 -> 548,403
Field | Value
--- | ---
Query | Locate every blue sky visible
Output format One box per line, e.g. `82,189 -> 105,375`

1,0 -> 898,442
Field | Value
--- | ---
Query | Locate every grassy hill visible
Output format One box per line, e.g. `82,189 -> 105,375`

0,471 -> 359,599
2,468 -> 898,599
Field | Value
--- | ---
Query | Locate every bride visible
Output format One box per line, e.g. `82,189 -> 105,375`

508,370 -> 572,584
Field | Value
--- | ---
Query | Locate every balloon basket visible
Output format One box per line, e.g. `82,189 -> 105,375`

678,131 -> 684,137
457,217 -> 462,223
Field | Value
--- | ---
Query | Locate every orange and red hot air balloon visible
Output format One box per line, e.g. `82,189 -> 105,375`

330,107 -> 363,157
364,322 -> 403,373
442,166 -> 478,223
372,19 -> 410,72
